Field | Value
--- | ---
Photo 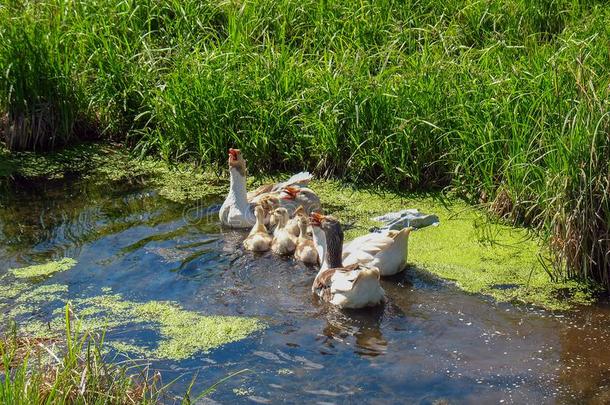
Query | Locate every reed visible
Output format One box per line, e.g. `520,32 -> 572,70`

0,304 -> 243,404
0,0 -> 608,286
0,306 -> 161,404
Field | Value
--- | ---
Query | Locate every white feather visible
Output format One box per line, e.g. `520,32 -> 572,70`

342,228 -> 411,276
342,232 -> 394,260
273,171 -> 312,191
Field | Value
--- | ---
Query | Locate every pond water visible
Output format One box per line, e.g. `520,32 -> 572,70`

1,176 -> 610,404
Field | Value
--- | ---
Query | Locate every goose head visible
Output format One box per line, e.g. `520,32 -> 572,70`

273,207 -> 290,228
228,148 -> 246,176
254,205 -> 266,222
293,205 -> 306,217
297,214 -> 309,237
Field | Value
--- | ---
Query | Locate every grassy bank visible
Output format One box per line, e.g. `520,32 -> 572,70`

0,0 -> 609,287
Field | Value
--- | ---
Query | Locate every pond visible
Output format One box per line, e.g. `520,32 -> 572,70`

1,175 -> 609,404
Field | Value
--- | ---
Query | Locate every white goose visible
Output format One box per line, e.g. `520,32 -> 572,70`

341,227 -> 413,276
310,213 -> 385,309
219,148 -> 321,228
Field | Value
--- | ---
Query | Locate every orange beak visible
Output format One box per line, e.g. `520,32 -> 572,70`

228,148 -> 239,160
310,212 -> 324,226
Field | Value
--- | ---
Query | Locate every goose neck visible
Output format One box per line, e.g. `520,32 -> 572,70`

229,167 -> 248,207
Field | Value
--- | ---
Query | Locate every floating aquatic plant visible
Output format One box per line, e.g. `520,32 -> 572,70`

0,279 -> 29,301
0,306 -> 165,403
9,258 -> 77,279
314,180 -> 596,311
135,301 -> 264,360
7,285 -> 264,360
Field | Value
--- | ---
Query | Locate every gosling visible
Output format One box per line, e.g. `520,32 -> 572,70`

271,207 -> 297,255
243,205 -> 273,252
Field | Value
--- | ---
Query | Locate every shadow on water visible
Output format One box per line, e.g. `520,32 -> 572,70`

2,176 -> 610,403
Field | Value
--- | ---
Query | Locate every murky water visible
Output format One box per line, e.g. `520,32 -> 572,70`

1,177 -> 610,404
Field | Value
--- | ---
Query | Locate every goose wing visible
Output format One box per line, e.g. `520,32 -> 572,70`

342,232 -> 395,265
247,184 -> 274,200
273,171 -> 312,191
312,265 -> 358,292
248,172 -> 313,204
329,264 -> 362,293
312,267 -> 336,292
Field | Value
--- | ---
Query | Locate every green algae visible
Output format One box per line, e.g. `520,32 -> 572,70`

106,341 -> 155,358
0,278 -> 29,301
0,282 -> 68,331
8,284 -> 69,320
79,294 -> 265,360
11,288 -> 265,360
135,301 -> 263,360
10,258 -> 77,279
311,180 -> 594,311
153,169 -> 224,203
15,284 -> 68,303
80,145 -> 224,203
0,143 -> 104,179
1,270 -> 264,361
1,143 -> 223,203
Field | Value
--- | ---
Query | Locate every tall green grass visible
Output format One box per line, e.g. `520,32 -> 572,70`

1,305 -> 246,403
0,0 -> 609,287
0,306 -> 161,404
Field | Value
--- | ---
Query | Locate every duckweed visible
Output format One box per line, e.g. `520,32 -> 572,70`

1,143 -> 223,203
15,284 -> 68,303
0,278 -> 29,301
153,170 -> 224,203
10,287 -> 264,360
136,301 -> 264,360
83,145 -> 224,202
0,143 -> 104,179
9,259 -> 77,279
106,341 -> 155,358
312,180 -> 594,311
7,284 -> 70,320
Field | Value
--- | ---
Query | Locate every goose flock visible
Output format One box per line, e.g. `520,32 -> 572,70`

220,148 -> 412,309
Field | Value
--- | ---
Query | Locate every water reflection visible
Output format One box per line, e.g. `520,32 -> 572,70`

322,305 -> 388,357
